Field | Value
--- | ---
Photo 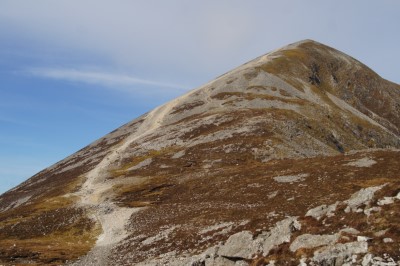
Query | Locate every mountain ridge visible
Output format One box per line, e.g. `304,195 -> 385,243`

0,39 -> 400,265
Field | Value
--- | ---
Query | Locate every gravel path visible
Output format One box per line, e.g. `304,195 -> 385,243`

70,96 -> 184,265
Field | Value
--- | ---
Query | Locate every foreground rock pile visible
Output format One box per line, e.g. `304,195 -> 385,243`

139,179 -> 400,265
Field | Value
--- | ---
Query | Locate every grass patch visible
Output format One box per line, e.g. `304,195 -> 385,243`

109,147 -> 181,179
0,223 -> 100,264
211,92 -> 305,105
0,207 -> 100,265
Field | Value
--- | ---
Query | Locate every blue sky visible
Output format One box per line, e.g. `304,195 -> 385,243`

0,1 -> 399,194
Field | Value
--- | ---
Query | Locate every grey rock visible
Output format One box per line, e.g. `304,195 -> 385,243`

383,238 -> 394,243
298,258 -> 308,266
306,202 -> 338,220
340,227 -> 360,235
378,197 -> 395,206
273,173 -> 308,183
218,231 -> 261,259
374,229 -> 388,237
334,255 -> 344,266
218,217 -> 301,260
258,217 -> 300,256
234,261 -> 249,266
362,253 -> 373,266
345,185 -> 385,212
357,236 -> 373,242
290,233 -> 339,252
205,256 -> 242,266
312,241 -> 368,264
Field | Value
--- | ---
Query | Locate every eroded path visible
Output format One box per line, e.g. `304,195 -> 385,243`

70,101 -> 181,265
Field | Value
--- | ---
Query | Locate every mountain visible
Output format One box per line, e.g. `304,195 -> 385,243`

0,40 -> 399,265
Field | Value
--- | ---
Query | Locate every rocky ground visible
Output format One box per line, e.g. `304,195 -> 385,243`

0,40 -> 399,265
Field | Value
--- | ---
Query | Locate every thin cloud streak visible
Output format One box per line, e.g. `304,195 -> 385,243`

27,67 -> 186,91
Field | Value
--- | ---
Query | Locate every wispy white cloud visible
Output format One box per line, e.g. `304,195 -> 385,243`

27,67 -> 186,91
1,1 -> 399,84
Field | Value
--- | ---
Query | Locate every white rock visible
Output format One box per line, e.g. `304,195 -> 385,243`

357,236 -> 372,242
172,150 -> 185,159
396,192 -> 400,200
267,191 -> 278,199
345,157 -> 377,167
362,253 -> 373,266
383,238 -> 394,243
378,197 -> 395,206
273,173 -> 308,183
298,258 -> 307,266
305,202 -> 338,220
266,260 -> 275,266
340,227 -> 360,235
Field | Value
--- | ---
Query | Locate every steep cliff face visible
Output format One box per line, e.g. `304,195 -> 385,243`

0,40 -> 399,265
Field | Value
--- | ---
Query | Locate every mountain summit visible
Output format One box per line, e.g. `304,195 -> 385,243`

1,40 -> 400,265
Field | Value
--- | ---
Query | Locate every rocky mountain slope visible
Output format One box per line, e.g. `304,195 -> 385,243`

0,40 -> 399,265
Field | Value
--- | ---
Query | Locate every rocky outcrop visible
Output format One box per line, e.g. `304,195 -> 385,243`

218,217 -> 301,260
137,182 -> 400,265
